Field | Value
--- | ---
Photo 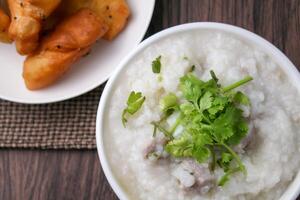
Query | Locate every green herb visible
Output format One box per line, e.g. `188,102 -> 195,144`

210,70 -> 219,83
150,93 -> 179,137
122,91 -> 146,126
169,113 -> 183,133
222,76 -> 253,92
122,67 -> 253,186
151,121 -> 173,139
152,56 -> 162,73
217,152 -> 233,172
233,91 -> 250,106
218,167 -> 240,186
189,65 -> 196,72
163,71 -> 252,185
160,93 -> 178,115
165,132 -> 212,163
221,152 -> 233,163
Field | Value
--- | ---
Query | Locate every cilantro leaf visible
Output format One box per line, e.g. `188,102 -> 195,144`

165,133 -> 193,157
221,152 -> 233,163
211,106 -> 236,142
208,96 -> 228,117
122,91 -> 146,126
180,102 -> 196,116
165,132 -> 211,163
123,69 -> 253,186
218,173 -> 230,186
211,105 -> 248,145
199,91 -> 213,111
218,167 -> 240,186
192,146 -> 211,163
179,73 -> 204,104
152,56 -> 162,73
202,79 -> 219,94
126,91 -> 146,114
233,91 -> 251,106
160,93 -> 178,115
226,119 -> 248,145
217,152 -> 234,172
189,129 -> 213,146
170,72 -> 251,185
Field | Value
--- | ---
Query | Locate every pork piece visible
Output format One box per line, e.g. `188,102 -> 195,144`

143,137 -> 168,161
172,159 -> 215,194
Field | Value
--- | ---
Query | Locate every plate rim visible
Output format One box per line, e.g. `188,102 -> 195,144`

0,0 -> 156,104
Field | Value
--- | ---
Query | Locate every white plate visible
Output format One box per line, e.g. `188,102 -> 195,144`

0,0 -> 155,104
96,23 -> 300,200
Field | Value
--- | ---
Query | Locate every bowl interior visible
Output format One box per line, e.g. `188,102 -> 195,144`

96,22 -> 300,200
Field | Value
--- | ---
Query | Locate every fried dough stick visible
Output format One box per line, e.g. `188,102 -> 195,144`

23,9 -> 108,90
0,8 -> 12,43
91,0 -> 130,40
44,0 -> 130,40
8,0 -> 61,55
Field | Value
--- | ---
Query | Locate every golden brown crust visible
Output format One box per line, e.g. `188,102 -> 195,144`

91,0 -> 130,40
8,0 -> 61,55
41,10 -> 108,52
0,8 -> 12,43
23,48 -> 90,90
43,0 -> 130,41
23,9 -> 108,90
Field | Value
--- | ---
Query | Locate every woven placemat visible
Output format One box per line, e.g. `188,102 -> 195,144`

0,85 -> 104,149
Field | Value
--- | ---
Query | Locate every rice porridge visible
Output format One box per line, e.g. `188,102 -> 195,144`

103,30 -> 300,200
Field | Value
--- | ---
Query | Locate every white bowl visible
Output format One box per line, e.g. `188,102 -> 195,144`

96,22 -> 300,200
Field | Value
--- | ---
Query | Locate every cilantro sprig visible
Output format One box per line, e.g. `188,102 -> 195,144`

122,91 -> 146,127
152,56 -> 162,73
122,65 -> 253,186
154,71 -> 252,185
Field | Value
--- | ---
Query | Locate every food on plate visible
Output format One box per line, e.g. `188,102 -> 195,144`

0,8 -> 12,43
90,0 -> 130,40
23,9 -> 108,90
1,0 -> 130,90
7,0 -> 61,55
105,31 -> 300,199
44,0 -> 130,40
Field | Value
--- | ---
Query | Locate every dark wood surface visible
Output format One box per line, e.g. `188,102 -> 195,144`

1,0 -> 300,199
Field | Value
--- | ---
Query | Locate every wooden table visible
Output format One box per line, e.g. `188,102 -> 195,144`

1,0 -> 300,199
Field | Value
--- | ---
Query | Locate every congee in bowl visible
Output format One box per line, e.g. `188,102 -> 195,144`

99,24 -> 300,200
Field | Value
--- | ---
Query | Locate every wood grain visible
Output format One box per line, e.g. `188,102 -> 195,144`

1,0 -> 300,199
0,150 -> 116,200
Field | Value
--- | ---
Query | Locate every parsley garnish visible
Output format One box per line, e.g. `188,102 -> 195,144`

156,70 -> 252,185
122,91 -> 145,127
159,93 -> 178,116
122,67 -> 253,186
152,56 -> 162,73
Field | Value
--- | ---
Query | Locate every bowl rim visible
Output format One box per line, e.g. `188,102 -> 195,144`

96,22 -> 300,200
